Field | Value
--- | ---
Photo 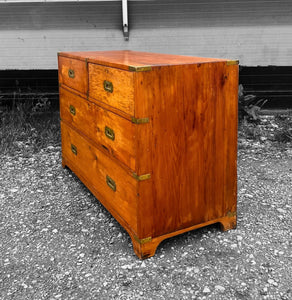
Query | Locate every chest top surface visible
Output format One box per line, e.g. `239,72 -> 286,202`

58,50 -> 232,71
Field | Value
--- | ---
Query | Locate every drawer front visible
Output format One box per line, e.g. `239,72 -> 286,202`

88,64 -> 134,115
58,56 -> 88,95
61,121 -> 138,232
60,88 -> 137,170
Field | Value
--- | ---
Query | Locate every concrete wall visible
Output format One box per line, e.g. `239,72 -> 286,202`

0,0 -> 291,69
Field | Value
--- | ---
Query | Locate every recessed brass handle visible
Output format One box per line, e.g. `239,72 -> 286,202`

71,144 -> 77,155
106,175 -> 116,192
103,80 -> 113,93
69,105 -> 76,116
104,126 -> 115,141
68,69 -> 75,78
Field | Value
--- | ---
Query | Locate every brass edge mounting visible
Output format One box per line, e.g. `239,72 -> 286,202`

85,58 -> 88,70
134,235 -> 152,245
227,211 -> 237,218
131,117 -> 149,124
132,173 -> 151,181
226,60 -> 239,66
129,65 -> 152,72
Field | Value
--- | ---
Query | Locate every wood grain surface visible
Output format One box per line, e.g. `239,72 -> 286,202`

88,63 -> 134,115
58,50 -> 238,259
58,55 -> 88,95
62,50 -> 227,71
134,62 -> 238,239
59,87 -> 137,171
61,121 -> 138,234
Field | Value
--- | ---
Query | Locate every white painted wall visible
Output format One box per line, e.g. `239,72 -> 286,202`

0,0 -> 291,69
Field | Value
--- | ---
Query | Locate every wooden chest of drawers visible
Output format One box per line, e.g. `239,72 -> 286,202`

58,50 -> 238,259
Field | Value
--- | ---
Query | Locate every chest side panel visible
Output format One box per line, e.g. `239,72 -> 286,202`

137,63 -> 238,238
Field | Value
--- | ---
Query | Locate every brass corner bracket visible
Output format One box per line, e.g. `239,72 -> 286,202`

227,211 -> 237,218
134,235 -> 152,245
132,173 -> 151,181
226,60 -> 239,66
128,65 -> 152,72
131,117 -> 149,124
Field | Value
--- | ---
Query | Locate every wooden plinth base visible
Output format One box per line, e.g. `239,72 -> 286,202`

62,158 -> 236,260
130,215 -> 237,260
62,159 -> 66,169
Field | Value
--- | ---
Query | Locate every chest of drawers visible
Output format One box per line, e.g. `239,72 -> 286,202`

58,50 -> 238,259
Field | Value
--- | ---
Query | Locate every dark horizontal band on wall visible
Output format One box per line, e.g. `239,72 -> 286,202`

1,67 -> 292,110
239,66 -> 292,109
0,69 -> 58,93
0,69 -> 59,110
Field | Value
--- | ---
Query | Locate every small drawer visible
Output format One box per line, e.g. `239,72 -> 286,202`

59,88 -> 136,171
61,121 -> 138,233
88,63 -> 134,115
58,55 -> 88,95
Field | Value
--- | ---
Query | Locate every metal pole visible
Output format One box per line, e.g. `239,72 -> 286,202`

122,0 -> 129,41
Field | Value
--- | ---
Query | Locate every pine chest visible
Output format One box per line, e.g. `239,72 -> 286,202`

58,50 -> 238,259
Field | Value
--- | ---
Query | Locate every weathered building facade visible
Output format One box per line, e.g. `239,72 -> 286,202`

0,0 -> 291,107
1,0 -> 291,69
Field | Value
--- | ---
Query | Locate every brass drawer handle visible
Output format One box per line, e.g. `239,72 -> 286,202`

69,105 -> 76,116
106,175 -> 116,192
68,69 -> 75,78
71,144 -> 77,155
103,80 -> 113,93
104,126 -> 115,141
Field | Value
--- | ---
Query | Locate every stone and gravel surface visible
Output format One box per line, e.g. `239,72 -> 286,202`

0,116 -> 291,300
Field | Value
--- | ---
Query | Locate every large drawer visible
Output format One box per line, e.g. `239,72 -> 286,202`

59,87 -> 136,170
88,63 -> 134,115
61,121 -> 138,233
58,55 -> 88,95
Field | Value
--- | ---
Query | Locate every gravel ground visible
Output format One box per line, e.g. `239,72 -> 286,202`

0,122 -> 292,299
